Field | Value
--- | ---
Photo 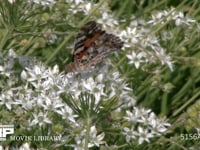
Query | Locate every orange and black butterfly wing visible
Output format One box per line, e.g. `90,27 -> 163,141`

73,21 -> 105,64
65,21 -> 124,73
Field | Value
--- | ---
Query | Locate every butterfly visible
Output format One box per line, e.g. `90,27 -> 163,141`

65,21 -> 123,73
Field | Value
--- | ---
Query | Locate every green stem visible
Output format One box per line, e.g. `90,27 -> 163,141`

172,89 -> 200,117
0,28 -> 12,51
84,114 -> 91,150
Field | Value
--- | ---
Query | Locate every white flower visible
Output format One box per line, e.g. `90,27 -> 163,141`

0,65 -> 11,77
0,145 -> 3,150
89,126 -> 105,147
148,114 -> 171,134
8,49 -> 17,58
41,94 -> 64,111
48,65 -> 59,76
30,112 -> 52,126
119,27 -> 138,48
69,80 -> 84,99
16,89 -> 35,110
124,108 -> 151,123
95,73 -> 104,82
19,143 -> 31,150
26,65 -> 48,82
0,90 -> 14,110
72,126 -> 105,149
56,105 -> 78,123
21,70 -> 28,80
137,127 -> 154,144
154,47 -> 173,71
126,51 -> 146,69
84,3 -> 92,14
122,127 -> 137,142
124,110 -> 138,123
97,12 -> 119,29
82,77 -> 106,103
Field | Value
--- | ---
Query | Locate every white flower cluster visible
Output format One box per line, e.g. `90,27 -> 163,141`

119,8 -> 196,71
20,1 -> 197,74
148,8 -> 196,27
65,0 -> 121,32
120,22 -> 174,71
0,50 -> 171,147
123,107 -> 170,144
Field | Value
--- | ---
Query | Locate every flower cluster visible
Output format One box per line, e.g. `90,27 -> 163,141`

1,1 -> 181,148
65,0 -> 121,31
0,49 -> 170,148
148,8 -> 196,27
8,1 -> 197,74
52,1 -> 176,72
123,107 -> 170,144
119,8 -> 196,71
